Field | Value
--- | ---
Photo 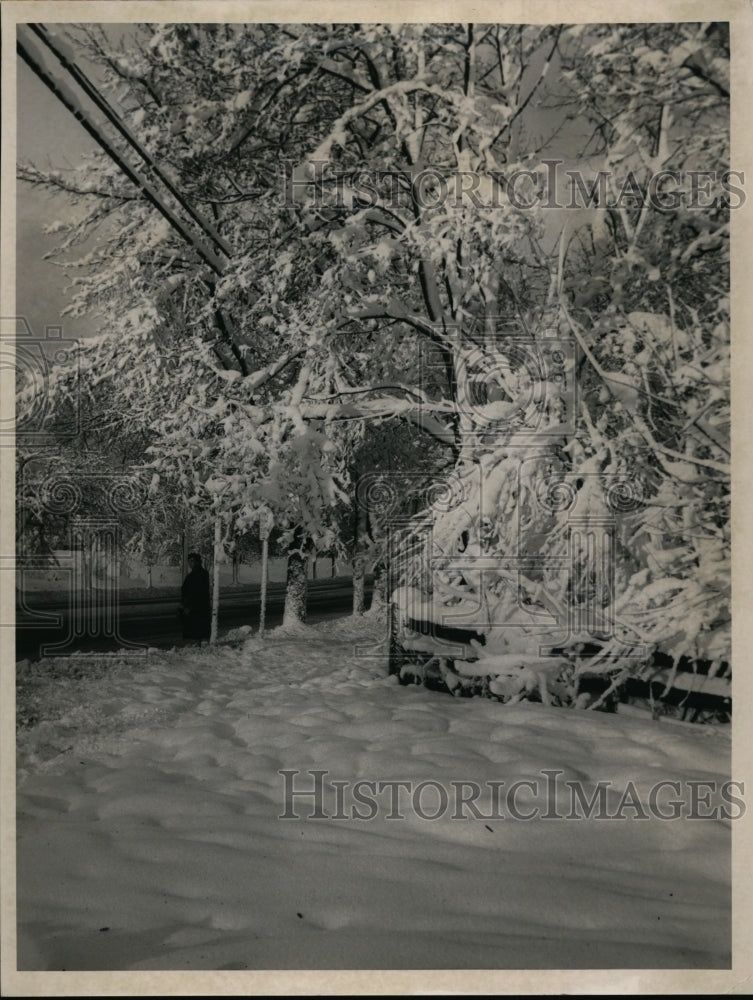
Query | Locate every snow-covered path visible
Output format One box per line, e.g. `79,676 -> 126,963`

16,616 -> 731,970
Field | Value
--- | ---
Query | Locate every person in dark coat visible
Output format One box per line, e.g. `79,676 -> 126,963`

180,552 -> 211,644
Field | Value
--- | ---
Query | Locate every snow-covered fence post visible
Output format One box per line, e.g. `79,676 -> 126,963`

210,515 -> 221,643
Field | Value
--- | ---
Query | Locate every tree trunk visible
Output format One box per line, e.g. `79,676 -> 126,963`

352,556 -> 366,615
181,530 -> 189,581
352,483 -> 367,615
371,560 -> 388,614
210,516 -> 221,643
259,533 -> 269,637
283,528 -> 309,626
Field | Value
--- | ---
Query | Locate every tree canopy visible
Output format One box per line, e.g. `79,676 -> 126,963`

20,21 -> 731,704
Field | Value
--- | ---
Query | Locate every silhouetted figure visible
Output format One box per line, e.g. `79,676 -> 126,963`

180,552 -> 211,645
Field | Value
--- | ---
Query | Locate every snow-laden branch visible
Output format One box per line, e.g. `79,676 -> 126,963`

310,382 -> 432,404
307,77 -> 510,164
347,294 -> 453,347
18,162 -> 138,202
560,299 -> 729,479
299,395 -> 456,422
225,348 -> 308,391
316,55 -> 373,94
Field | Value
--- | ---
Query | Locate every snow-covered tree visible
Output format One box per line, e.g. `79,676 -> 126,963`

217,23 -> 730,702
20,22 -> 730,702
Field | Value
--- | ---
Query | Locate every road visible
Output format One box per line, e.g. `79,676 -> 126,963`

15,578 -> 372,661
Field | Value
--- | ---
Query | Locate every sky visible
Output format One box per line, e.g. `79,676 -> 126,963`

17,21 -> 170,345
17,35 -> 107,342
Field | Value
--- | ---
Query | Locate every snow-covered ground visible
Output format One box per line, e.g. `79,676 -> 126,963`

15,614 -> 732,972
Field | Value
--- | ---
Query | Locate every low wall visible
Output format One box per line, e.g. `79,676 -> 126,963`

18,555 -> 352,593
